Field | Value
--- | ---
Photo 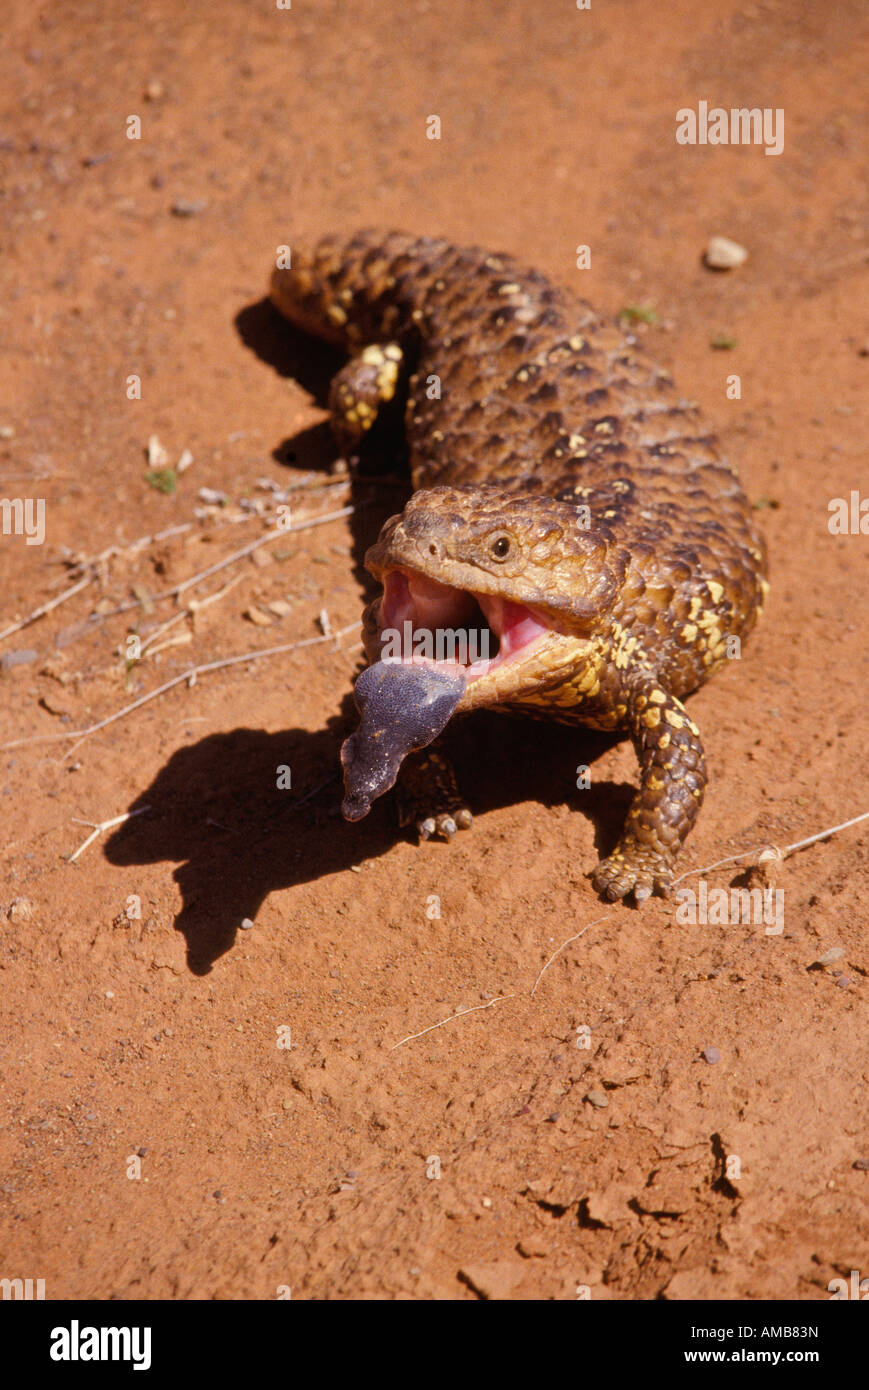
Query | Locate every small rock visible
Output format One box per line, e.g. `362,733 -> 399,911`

267,599 -> 293,618
171,198 -> 207,217
245,605 -> 272,627
197,487 -> 227,505
853,1157 -> 869,1171
144,80 -> 164,101
240,917 -> 254,930
147,434 -> 168,467
703,1046 -> 721,1064
584,1090 -> 609,1109
704,235 -> 748,270
1,649 -> 38,671
176,448 -> 194,473
8,897 -> 33,922
835,976 -> 851,989
814,947 -> 845,967
0,425 -> 15,439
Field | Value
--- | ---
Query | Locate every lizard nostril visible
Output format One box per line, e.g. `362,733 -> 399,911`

429,542 -> 438,556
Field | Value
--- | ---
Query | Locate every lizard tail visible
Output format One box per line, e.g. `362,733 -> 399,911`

269,228 -> 448,351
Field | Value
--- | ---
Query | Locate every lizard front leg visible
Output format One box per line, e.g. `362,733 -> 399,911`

328,342 -> 405,457
395,743 -> 473,841
591,676 -> 707,904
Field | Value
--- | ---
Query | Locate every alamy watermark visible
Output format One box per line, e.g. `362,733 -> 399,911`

828,490 -> 869,535
676,102 -> 784,157
1,1276 -> 45,1299
381,622 -> 491,670
50,1321 -> 151,1370
0,497 -> 45,545
675,879 -> 783,935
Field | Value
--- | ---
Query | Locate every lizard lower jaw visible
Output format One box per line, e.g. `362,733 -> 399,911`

377,567 -> 550,682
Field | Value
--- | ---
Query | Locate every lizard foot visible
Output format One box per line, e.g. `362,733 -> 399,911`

396,748 -> 473,843
591,843 -> 675,905
415,808 -> 474,842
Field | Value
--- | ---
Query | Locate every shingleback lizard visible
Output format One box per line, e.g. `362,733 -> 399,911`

270,230 -> 768,904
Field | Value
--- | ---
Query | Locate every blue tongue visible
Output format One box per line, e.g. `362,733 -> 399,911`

341,661 -> 467,821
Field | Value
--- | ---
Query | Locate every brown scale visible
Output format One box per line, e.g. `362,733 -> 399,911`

271,230 -> 769,903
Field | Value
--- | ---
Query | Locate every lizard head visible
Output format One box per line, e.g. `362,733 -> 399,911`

362,483 -> 629,710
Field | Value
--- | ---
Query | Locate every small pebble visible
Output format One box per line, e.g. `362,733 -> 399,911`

1,649 -> 38,670
835,976 -> 851,989
0,425 -> 15,439
853,1158 -> 869,1171
171,198 -> 207,217
240,917 -> 254,930
704,235 -> 748,270
585,1090 -> 608,1109
8,898 -> 33,922
147,434 -> 168,467
703,1046 -> 721,1064
144,80 -> 164,101
815,947 -> 845,966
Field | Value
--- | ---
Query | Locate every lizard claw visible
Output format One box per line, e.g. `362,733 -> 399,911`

416,810 -> 470,842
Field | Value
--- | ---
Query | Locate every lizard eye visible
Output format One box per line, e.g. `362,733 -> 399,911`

490,535 -> 511,560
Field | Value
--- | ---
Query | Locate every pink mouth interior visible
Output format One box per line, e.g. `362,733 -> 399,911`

379,568 -> 549,681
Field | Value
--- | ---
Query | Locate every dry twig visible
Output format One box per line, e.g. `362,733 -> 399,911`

391,995 -> 515,1050
66,805 -> 151,863
671,808 -> 869,886
1,621 -> 361,754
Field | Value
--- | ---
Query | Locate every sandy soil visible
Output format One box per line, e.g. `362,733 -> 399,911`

1,0 -> 867,1300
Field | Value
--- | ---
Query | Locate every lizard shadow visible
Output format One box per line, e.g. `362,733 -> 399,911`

103,704 -> 632,976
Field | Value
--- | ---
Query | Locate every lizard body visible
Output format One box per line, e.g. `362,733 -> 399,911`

271,230 -> 768,902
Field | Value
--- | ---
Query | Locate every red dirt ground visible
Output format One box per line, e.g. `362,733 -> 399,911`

1,0 -> 867,1300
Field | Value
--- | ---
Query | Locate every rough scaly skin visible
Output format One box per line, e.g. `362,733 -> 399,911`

270,230 -> 769,903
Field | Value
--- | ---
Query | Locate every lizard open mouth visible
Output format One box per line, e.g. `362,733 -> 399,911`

379,567 -> 549,682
